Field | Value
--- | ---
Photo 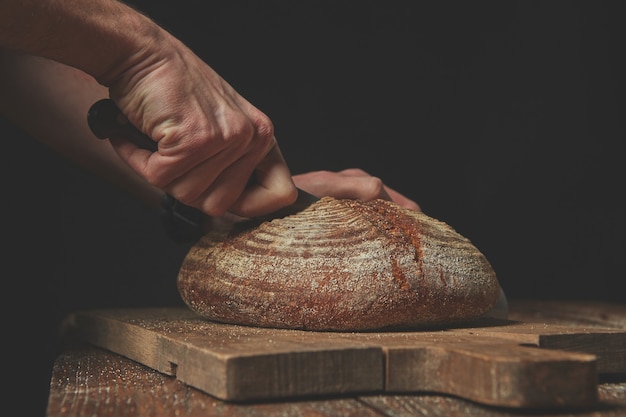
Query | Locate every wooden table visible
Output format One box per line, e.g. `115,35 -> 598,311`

47,300 -> 626,417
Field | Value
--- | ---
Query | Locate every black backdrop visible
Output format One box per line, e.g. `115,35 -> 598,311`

2,1 -> 624,415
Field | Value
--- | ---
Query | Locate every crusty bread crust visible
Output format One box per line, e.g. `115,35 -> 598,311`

177,197 -> 501,331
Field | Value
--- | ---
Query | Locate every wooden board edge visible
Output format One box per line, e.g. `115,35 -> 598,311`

383,342 -> 598,408
66,308 -> 386,401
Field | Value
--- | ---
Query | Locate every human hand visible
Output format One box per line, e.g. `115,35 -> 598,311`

105,33 -> 296,218
0,0 -> 296,218
292,168 -> 421,211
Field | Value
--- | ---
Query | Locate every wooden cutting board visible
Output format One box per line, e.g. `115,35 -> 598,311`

66,307 -> 626,409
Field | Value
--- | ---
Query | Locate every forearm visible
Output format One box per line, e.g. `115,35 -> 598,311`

0,0 -> 162,85
0,1 -> 299,218
0,50 -> 163,207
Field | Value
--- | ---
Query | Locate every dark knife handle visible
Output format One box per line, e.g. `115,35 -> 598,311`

87,99 -> 159,152
87,98 -> 204,243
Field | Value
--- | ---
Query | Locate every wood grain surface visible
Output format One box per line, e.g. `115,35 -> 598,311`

48,300 -> 626,417
62,305 -> 626,408
508,300 -> 626,329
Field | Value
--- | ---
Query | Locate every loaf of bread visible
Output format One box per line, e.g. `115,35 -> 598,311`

177,196 -> 501,331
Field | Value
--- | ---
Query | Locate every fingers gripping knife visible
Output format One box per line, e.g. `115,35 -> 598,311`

86,98 -> 318,242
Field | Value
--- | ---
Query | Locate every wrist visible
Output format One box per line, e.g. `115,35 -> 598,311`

90,7 -> 167,87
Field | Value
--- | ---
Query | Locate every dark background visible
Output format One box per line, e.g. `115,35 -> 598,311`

2,1 -> 624,415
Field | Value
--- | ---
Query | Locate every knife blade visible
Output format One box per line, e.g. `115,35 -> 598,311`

87,98 -> 319,242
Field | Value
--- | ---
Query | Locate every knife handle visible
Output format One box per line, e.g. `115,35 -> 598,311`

87,98 -> 204,243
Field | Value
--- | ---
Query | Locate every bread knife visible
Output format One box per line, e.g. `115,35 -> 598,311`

87,98 -> 319,242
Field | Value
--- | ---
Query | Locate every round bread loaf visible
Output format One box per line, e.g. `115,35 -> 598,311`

177,196 -> 501,331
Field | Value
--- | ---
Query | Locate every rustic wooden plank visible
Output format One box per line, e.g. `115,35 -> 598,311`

386,342 -> 596,408
508,300 -> 626,329
360,392 -> 626,417
47,345 -> 626,417
333,330 -> 598,408
47,345 -> 386,417
66,307 -> 611,408
446,320 -> 626,374
70,308 -> 383,401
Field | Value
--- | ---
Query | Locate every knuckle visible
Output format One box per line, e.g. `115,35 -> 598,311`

315,170 -> 336,183
143,169 -> 170,189
363,176 -> 386,199
340,168 -> 368,177
224,119 -> 255,143
251,117 -> 276,152
279,185 -> 299,206
170,189 -> 198,206
200,200 -> 229,217
254,113 -> 275,141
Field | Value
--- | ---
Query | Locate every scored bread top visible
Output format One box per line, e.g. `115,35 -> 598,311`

177,196 -> 501,331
